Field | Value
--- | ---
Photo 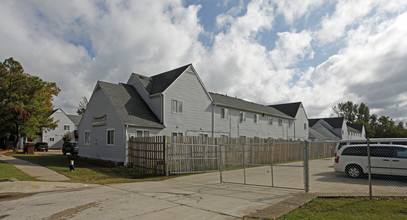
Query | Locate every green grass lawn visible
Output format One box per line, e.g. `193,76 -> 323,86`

0,160 -> 37,181
277,197 -> 407,220
4,152 -> 175,184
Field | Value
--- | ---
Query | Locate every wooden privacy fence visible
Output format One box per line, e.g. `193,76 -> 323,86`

127,136 -> 336,175
128,136 -> 166,175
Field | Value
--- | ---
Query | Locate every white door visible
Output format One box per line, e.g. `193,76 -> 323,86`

369,147 -> 393,175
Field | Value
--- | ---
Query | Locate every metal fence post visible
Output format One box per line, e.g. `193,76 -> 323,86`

367,137 -> 372,199
243,142 -> 246,185
270,142 -> 274,187
219,145 -> 223,183
303,141 -> 310,193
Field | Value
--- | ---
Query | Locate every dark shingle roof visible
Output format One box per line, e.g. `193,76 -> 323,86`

67,115 -> 82,126
309,117 -> 344,129
308,118 -> 320,127
347,123 -> 363,132
132,64 -> 191,95
210,92 -> 293,119
98,81 -> 164,129
269,102 -> 301,118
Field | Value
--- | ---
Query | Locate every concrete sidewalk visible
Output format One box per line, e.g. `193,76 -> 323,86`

0,154 -> 70,181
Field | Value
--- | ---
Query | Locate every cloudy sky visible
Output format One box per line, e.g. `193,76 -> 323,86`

1,0 -> 407,123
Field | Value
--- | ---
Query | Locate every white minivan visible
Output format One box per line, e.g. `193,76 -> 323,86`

333,144 -> 407,178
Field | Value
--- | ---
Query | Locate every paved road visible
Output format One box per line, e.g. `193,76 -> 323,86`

1,158 -> 406,219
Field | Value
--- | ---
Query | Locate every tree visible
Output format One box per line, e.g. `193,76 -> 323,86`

76,96 -> 88,115
333,101 -> 407,138
333,101 -> 358,123
62,132 -> 72,142
0,57 -> 60,150
356,103 -> 370,122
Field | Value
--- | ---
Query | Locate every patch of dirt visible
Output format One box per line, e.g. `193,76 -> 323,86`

43,202 -> 100,220
0,193 -> 35,202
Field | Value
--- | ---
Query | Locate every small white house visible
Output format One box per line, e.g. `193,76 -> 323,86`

42,108 -> 81,148
308,117 -> 365,142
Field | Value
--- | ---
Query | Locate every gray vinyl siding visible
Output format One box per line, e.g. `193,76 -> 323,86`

78,86 -> 126,162
213,107 -> 295,139
42,109 -> 76,148
158,69 -> 212,136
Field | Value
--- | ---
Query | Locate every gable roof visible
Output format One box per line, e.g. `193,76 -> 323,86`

97,81 -> 164,129
269,102 -> 301,118
131,64 -> 191,95
308,118 -> 320,127
67,115 -> 82,126
309,117 -> 344,129
347,123 -> 364,132
210,92 -> 293,119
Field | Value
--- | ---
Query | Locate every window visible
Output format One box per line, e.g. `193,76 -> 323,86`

171,99 -> 183,113
395,147 -> 407,159
64,125 -> 70,131
49,138 -> 54,142
84,131 -> 90,145
172,132 -> 183,136
289,120 -> 293,128
370,147 -> 394,158
199,134 -> 208,138
304,123 -> 307,130
342,147 -> 367,156
221,108 -> 228,119
254,114 -> 259,123
239,112 -> 246,123
136,130 -> 149,137
268,117 -> 273,125
107,129 -> 115,146
278,119 -> 283,126
220,135 -> 228,138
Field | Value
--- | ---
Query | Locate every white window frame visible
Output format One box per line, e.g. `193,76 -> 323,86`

171,99 -> 183,114
172,132 -> 183,136
239,111 -> 246,123
221,108 -> 228,119
64,124 -> 70,131
254,114 -> 259,124
136,130 -> 150,137
289,120 -> 293,128
107,129 -> 115,146
278,119 -> 283,126
304,123 -> 307,130
84,130 -> 90,145
268,117 -> 273,125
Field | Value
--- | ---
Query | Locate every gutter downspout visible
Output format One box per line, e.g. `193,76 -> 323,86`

161,94 -> 164,124
125,124 -> 128,165
212,103 -> 216,137
294,119 -> 296,140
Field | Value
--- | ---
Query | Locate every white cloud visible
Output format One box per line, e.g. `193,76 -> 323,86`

0,0 -> 206,114
269,30 -> 314,69
1,0 -> 407,124
273,0 -> 324,24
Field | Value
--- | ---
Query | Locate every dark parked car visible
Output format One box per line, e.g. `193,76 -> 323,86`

34,142 -> 49,152
62,142 -> 79,156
